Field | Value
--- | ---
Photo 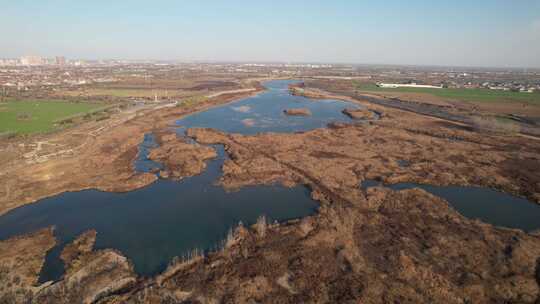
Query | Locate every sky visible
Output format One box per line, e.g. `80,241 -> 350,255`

1,0 -> 540,68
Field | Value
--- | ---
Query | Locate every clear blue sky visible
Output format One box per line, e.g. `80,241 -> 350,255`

2,0 -> 540,67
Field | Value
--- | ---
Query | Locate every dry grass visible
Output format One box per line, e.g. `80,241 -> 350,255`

180,95 -> 208,107
157,248 -> 204,286
223,227 -> 236,249
299,218 -> 315,237
471,116 -> 521,134
254,215 -> 267,238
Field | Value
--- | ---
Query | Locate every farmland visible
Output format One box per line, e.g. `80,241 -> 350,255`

356,83 -> 540,105
0,100 -> 105,135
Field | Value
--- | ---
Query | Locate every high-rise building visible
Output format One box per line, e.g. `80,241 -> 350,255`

0,59 -> 18,66
55,56 -> 66,65
20,56 -> 43,66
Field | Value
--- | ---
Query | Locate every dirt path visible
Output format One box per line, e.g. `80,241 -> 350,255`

206,88 -> 257,99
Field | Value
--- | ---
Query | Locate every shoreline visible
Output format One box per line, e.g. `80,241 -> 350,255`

299,86 -> 540,140
2,79 -> 540,303
2,82 -> 539,217
289,86 -> 540,205
0,84 -> 267,216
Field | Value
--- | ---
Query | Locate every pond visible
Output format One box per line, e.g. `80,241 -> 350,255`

176,79 -> 366,134
361,180 -> 540,232
0,80 -> 365,282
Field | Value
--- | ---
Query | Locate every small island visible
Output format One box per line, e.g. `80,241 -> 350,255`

342,107 -> 377,120
283,108 -> 312,116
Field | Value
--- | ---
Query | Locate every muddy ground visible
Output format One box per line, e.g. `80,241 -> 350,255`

1,80 -> 540,303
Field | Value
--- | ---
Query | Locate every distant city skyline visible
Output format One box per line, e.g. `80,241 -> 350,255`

4,56 -> 540,71
2,0 -> 540,68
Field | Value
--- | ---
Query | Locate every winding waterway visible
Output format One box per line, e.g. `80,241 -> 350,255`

0,80 -> 362,282
0,80 -> 538,284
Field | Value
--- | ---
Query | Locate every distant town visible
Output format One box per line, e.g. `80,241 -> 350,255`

1,56 -> 539,95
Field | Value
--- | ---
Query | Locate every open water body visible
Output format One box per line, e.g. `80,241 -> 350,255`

0,80 -> 362,282
0,79 -> 538,283
361,180 -> 540,232
176,79 -> 363,134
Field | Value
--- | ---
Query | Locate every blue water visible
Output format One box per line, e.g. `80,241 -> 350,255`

4,78 -> 535,284
134,133 -> 163,173
0,80 -> 362,282
176,79 -> 362,134
361,180 -> 540,232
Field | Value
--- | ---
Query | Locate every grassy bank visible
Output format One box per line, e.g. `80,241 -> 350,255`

355,83 -> 540,105
0,100 -> 105,135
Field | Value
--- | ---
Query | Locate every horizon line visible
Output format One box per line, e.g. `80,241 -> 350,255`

2,56 -> 540,70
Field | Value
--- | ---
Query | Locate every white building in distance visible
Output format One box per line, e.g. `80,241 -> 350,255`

377,83 -> 443,89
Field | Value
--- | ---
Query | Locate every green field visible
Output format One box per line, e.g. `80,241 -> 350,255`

0,100 -> 105,135
355,83 -> 540,105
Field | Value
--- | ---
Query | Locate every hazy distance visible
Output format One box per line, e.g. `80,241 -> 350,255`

2,0 -> 540,68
